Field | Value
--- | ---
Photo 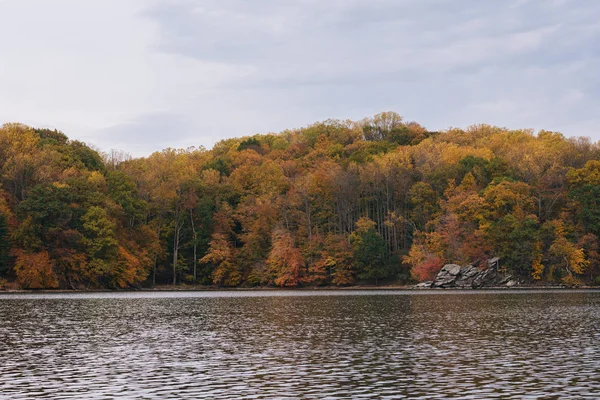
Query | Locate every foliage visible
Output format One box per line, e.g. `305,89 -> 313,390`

548,221 -> 589,282
0,213 -> 10,274
350,218 -> 388,283
267,229 -> 305,287
0,114 -> 599,288
13,250 -> 59,289
201,232 -> 240,287
410,255 -> 444,282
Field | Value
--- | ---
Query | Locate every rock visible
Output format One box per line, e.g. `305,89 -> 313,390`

433,276 -> 456,288
446,264 -> 462,276
506,280 -> 518,287
454,265 -> 479,288
461,265 -> 480,278
472,268 -> 497,288
497,275 -> 513,285
416,281 -> 433,288
428,258 -> 509,289
432,264 -> 462,287
487,257 -> 500,269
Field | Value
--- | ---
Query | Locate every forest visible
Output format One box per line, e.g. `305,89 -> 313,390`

1,112 -> 599,289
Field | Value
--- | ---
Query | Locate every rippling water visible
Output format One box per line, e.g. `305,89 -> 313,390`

1,290 -> 600,399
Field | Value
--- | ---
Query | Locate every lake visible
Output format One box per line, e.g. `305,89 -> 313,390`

1,290 -> 599,399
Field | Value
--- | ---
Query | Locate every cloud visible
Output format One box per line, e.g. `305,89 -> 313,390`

140,0 -> 600,137
0,0 -> 599,156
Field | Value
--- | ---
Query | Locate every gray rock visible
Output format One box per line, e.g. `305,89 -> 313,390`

455,265 -> 480,288
432,264 -> 462,287
428,258 -> 507,289
487,257 -> 500,269
461,264 -> 480,278
445,264 -> 462,276
497,275 -> 513,285
472,268 -> 497,288
506,280 -> 518,287
416,281 -> 433,288
433,276 -> 457,288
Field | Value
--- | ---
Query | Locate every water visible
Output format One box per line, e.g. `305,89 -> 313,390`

1,290 -> 599,399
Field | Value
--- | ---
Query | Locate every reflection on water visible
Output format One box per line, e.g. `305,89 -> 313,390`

1,290 -> 599,399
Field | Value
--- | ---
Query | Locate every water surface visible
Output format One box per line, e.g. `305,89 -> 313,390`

1,290 -> 599,399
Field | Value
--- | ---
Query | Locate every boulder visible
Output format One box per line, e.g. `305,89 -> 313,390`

432,264 -> 462,287
487,257 -> 500,269
455,264 -> 480,288
425,257 -> 514,289
472,267 -> 498,288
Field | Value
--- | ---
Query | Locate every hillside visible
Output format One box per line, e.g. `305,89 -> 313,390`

1,112 -> 599,289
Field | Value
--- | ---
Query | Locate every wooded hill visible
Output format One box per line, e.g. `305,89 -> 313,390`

1,112 -> 599,289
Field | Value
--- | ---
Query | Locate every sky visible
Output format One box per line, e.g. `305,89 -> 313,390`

0,0 -> 599,157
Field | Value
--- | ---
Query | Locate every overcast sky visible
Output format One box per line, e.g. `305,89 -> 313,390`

0,0 -> 599,156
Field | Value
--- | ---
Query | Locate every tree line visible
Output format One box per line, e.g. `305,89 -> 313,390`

0,112 -> 599,289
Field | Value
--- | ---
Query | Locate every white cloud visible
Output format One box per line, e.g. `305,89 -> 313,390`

0,0 -> 598,156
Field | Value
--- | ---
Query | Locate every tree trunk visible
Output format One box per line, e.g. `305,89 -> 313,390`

190,209 -> 197,282
153,258 -> 157,286
172,221 -> 182,286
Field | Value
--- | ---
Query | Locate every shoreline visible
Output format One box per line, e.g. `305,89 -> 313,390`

2,284 -> 599,293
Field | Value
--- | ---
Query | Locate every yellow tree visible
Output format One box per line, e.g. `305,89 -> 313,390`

13,250 -> 59,289
481,180 -> 541,277
201,232 -> 240,287
0,124 -> 50,201
143,149 -> 197,285
268,229 -> 304,287
313,233 -> 355,285
548,221 -> 589,285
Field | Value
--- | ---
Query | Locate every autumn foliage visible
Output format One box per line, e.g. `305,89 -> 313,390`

13,250 -> 59,289
1,114 -> 600,288
268,229 -> 304,287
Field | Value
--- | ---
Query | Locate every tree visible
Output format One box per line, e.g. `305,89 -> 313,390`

579,233 -> 600,283
201,232 -> 240,287
567,160 -> 600,236
410,255 -> 444,282
310,234 -> 355,286
409,182 -> 438,231
481,181 -> 540,276
0,214 -> 10,275
1,114 -> 599,289
13,250 -> 59,289
350,218 -> 388,284
548,221 -> 589,285
82,206 -> 118,260
0,124 -> 47,201
268,229 -> 304,287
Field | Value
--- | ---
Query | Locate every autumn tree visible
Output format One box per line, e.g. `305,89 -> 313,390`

547,221 -> 589,285
13,250 -> 59,289
480,180 -> 540,276
0,213 -> 9,275
1,114 -> 599,289
201,232 -> 240,287
313,234 -> 355,285
267,228 -> 305,287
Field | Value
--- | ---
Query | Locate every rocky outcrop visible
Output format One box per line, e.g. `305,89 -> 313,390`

433,264 -> 461,287
417,258 -> 517,289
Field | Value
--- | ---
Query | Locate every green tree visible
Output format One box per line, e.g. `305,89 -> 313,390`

350,218 -> 388,284
567,160 -> 600,236
81,206 -> 119,284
